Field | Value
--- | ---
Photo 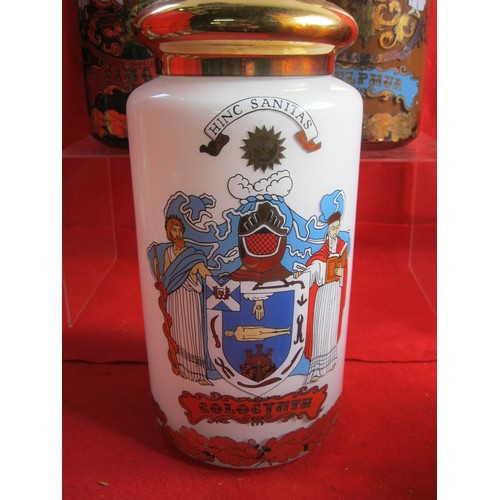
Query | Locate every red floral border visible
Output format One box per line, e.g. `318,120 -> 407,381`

153,397 -> 340,467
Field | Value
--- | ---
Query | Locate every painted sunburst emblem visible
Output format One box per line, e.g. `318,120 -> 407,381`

241,126 -> 286,172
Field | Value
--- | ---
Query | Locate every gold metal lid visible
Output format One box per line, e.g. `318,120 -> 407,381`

134,0 -> 358,76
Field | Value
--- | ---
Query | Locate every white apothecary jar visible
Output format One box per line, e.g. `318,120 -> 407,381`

127,0 -> 362,468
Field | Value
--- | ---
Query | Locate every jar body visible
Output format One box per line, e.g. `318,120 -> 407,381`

333,0 -> 430,145
127,75 -> 362,467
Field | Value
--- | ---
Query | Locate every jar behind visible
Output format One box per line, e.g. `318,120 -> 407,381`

77,0 -> 157,148
333,0 -> 431,146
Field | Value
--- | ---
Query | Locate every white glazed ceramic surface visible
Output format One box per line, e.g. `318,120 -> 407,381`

127,75 -> 362,467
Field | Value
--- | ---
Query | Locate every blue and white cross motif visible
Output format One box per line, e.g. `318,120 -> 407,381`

206,276 -> 240,312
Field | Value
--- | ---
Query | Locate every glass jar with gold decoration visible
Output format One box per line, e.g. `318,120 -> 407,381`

77,0 -> 158,147
333,0 -> 430,146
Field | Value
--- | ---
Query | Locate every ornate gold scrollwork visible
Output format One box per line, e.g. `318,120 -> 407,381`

363,108 -> 418,142
337,0 -> 419,50
374,1 -> 418,49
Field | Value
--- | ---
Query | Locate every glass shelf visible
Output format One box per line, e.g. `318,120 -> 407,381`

63,132 -> 436,163
360,133 -> 436,163
63,135 -> 130,159
62,132 -> 436,326
62,157 -> 118,327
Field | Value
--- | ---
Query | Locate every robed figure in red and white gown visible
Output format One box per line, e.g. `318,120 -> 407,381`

303,212 -> 348,384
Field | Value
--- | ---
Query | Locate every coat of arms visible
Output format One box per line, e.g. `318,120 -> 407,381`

206,274 -> 309,396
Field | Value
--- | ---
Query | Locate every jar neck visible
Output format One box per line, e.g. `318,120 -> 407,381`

155,53 -> 336,76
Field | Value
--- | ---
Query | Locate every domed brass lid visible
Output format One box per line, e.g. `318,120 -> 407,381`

134,0 -> 358,76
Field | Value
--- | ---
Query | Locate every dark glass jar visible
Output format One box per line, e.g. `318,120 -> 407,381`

77,0 -> 157,148
333,0 -> 430,146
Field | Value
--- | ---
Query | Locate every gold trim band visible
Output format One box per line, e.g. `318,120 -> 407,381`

159,53 -> 335,76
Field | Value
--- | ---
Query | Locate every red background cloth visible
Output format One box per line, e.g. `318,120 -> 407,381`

63,0 -> 437,497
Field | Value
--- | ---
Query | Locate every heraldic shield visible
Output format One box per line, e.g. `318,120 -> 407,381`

206,274 -> 310,396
